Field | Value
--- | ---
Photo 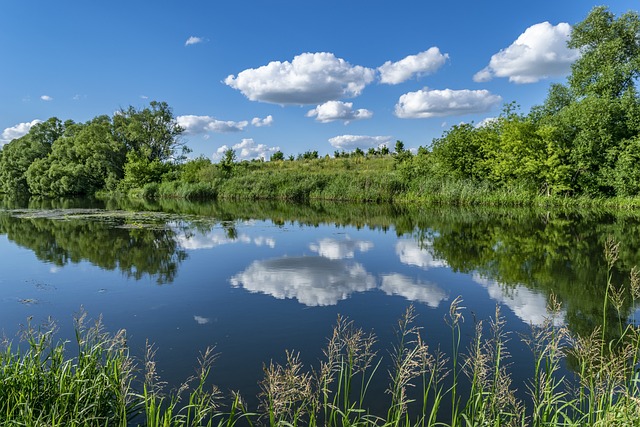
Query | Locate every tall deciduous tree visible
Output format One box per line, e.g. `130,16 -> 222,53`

113,101 -> 186,188
26,116 -> 126,196
563,7 -> 640,195
113,101 -> 186,162
0,118 -> 64,194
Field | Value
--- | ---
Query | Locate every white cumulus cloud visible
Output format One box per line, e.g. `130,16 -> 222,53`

251,115 -> 274,127
380,273 -> 448,308
40,95 -> 53,101
395,88 -> 502,119
185,36 -> 205,46
177,115 -> 248,134
224,52 -> 376,105
307,101 -> 373,124
230,256 -> 377,306
473,22 -> 580,84
378,47 -> 449,85
328,135 -> 392,150
309,236 -> 373,260
1,119 -> 42,146
214,138 -> 280,161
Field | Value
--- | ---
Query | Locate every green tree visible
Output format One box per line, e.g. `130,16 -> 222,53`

0,118 -> 64,194
568,6 -> 640,99
113,101 -> 186,163
270,150 -> 285,161
558,6 -> 640,195
120,151 -> 170,190
394,140 -> 405,154
26,116 -> 126,196
180,156 -> 214,183
112,101 -> 186,189
431,123 -> 494,180
220,148 -> 236,177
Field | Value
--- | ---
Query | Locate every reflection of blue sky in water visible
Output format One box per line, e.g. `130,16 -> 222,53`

174,229 -> 275,250
230,257 -> 376,306
396,239 -> 447,269
309,236 -> 373,259
380,273 -> 448,308
472,273 -> 565,326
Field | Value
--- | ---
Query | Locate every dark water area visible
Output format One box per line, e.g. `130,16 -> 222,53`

1,196 -> 639,416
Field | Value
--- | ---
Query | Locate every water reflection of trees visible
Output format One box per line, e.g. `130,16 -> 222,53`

3,195 -> 640,338
0,211 -> 186,284
419,209 -> 640,340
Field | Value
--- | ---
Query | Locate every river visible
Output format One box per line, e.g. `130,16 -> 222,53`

1,196 -> 638,416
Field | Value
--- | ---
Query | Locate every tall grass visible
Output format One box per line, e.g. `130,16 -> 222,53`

0,312 -> 135,426
4,242 -> 640,426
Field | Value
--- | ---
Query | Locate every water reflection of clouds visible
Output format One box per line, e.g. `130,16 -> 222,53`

309,236 -> 373,259
396,239 -> 447,269
194,315 -> 211,325
380,273 -> 448,308
176,231 -> 275,250
230,257 -> 376,306
230,256 -> 449,308
472,273 -> 565,326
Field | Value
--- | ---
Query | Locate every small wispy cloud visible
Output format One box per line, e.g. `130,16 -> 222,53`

40,95 -> 53,101
214,138 -> 281,161
185,36 -> 205,46
328,134 -> 392,150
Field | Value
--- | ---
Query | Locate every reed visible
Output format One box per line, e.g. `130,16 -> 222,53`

4,250 -> 640,426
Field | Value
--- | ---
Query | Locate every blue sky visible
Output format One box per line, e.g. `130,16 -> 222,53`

1,1 -> 637,160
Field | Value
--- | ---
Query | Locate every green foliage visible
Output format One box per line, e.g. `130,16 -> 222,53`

0,101 -> 185,198
180,156 -> 215,183
120,150 -> 171,192
270,150 -> 284,161
298,149 -> 319,160
0,118 -> 64,194
219,148 -> 236,177
0,314 -> 134,426
430,123 -> 492,181
112,101 -> 186,163
613,136 -> 640,196
568,6 -> 640,99
426,7 -> 640,200
26,116 -> 126,196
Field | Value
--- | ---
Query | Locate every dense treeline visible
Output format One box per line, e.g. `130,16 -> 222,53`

1,7 -> 639,203
426,6 -> 640,197
0,101 -> 187,197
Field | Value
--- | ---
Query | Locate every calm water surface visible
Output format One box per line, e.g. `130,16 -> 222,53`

2,197 -> 639,412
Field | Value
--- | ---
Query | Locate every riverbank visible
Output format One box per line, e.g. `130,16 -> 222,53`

3,295 -> 640,426
114,155 -> 640,211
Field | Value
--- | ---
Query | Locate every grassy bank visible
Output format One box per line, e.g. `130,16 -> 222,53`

116,156 -> 640,211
